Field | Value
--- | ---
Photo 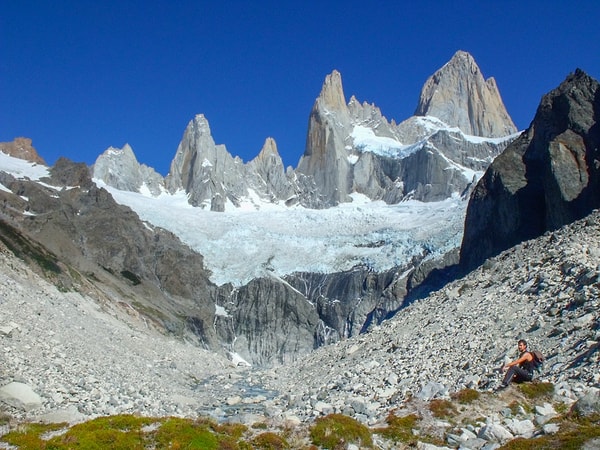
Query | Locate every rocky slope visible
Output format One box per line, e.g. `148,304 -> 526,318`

259,209 -> 600,446
461,69 -> 600,271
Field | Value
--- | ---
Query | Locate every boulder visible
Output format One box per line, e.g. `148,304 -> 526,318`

572,389 -> 600,417
0,382 -> 42,411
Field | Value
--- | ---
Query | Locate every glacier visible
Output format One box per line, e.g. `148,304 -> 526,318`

97,181 -> 467,287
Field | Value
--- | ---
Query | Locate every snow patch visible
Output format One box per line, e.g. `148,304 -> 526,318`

0,151 -> 50,180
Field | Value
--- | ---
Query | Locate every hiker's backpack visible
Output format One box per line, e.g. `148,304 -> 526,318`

530,350 -> 545,371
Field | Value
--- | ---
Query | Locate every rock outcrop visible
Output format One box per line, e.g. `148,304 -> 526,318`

460,69 -> 600,271
415,50 -> 517,137
296,70 -> 355,205
0,137 -> 46,165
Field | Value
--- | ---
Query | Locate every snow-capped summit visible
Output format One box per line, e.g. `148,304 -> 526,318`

297,52 -> 518,206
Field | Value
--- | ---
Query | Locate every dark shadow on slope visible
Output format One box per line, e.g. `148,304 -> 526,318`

401,262 -> 465,309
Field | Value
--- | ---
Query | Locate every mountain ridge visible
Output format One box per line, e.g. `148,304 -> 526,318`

92,50 -> 518,210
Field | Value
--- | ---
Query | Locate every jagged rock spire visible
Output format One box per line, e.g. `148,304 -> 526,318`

415,50 -> 517,137
297,70 -> 354,205
318,70 -> 347,111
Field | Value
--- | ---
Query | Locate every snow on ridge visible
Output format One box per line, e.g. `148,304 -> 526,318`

415,116 -> 521,143
351,125 -> 420,158
0,152 -> 467,289
0,151 -> 50,180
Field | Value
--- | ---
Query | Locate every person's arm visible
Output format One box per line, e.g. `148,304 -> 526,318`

502,352 -> 533,370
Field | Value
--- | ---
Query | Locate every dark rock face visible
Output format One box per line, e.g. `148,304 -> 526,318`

1,158 -> 223,350
460,70 -> 600,271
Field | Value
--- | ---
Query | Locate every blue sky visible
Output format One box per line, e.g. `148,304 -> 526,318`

2,1 -> 599,175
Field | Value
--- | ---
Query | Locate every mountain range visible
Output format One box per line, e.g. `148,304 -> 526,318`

93,50 -> 518,210
0,51 -> 598,373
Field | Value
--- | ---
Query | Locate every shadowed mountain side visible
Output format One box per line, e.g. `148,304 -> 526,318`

460,70 -> 600,272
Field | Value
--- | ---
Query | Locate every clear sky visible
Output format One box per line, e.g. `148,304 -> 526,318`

2,1 -> 599,175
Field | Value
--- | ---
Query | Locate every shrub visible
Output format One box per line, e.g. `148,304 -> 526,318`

429,399 -> 457,418
251,431 -> 289,449
46,415 -> 152,449
310,414 -> 373,449
1,422 -> 66,449
154,417 -> 220,449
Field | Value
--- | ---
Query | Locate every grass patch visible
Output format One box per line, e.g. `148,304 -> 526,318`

451,388 -> 481,404
251,431 -> 290,449
154,417 -> 220,449
310,413 -> 373,449
46,414 -> 154,449
373,412 -> 419,444
518,382 -> 554,399
1,422 -> 68,449
498,415 -> 600,449
429,399 -> 457,418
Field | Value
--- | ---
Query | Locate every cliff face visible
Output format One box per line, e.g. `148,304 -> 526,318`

460,69 -> 600,271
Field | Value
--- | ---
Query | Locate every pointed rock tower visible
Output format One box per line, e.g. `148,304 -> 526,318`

460,69 -> 600,271
415,50 -> 517,137
164,115 -> 301,210
247,137 -> 294,203
165,114 -> 247,210
296,70 -> 354,205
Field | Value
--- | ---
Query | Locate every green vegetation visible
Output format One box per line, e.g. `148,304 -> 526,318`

1,422 -> 68,449
2,388 -> 599,450
309,413 -> 373,449
498,415 -> 600,449
373,411 -> 419,444
251,431 -> 290,449
451,388 -> 481,404
518,381 -> 554,399
0,415 -> 258,450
